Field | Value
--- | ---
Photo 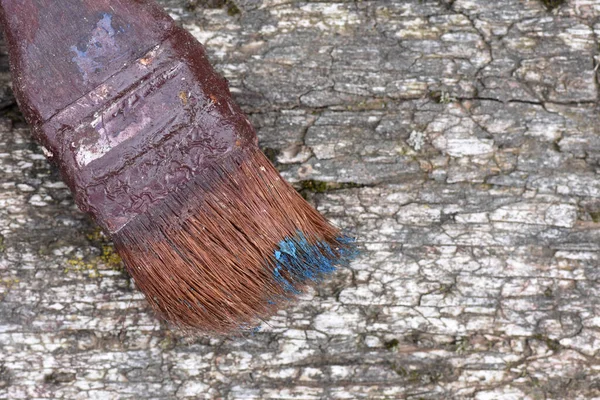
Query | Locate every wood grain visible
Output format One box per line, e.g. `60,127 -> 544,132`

2,0 -> 600,399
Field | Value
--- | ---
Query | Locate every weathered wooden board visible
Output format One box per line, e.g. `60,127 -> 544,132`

2,0 -> 600,398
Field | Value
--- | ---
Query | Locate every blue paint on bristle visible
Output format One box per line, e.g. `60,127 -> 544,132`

271,231 -> 358,294
237,234 -> 357,332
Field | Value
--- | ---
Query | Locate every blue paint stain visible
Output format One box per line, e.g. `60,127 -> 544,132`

70,13 -> 127,82
98,13 -> 116,36
239,233 -> 357,332
271,231 -> 358,295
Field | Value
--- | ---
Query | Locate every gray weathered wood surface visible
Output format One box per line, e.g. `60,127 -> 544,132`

2,0 -> 600,398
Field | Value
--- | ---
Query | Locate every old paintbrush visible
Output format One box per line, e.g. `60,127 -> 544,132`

0,0 -> 357,333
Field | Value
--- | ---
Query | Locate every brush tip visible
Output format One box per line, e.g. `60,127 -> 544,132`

272,231 -> 357,295
112,146 -> 358,334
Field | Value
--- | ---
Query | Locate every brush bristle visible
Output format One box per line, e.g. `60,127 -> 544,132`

112,145 -> 358,334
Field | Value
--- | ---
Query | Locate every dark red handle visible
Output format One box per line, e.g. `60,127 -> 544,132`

0,0 -> 175,125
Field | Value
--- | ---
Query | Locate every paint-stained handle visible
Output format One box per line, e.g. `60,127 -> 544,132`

0,0 -> 257,233
0,0 -> 175,124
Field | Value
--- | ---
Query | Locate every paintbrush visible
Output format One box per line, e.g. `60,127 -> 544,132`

0,0 -> 357,333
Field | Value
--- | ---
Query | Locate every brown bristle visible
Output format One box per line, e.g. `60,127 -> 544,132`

112,145 -> 357,334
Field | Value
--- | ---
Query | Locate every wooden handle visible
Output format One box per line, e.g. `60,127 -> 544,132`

0,0 -> 175,124
0,0 -> 257,233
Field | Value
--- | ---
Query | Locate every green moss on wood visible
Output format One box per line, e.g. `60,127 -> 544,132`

300,180 -> 329,193
60,228 -> 125,277
384,338 -> 399,350
44,371 -> 76,384
187,0 -> 240,15
86,229 -> 123,271
540,0 -> 565,10
531,334 -> 561,352
262,147 -> 280,165
226,0 -> 241,16
299,180 -> 364,193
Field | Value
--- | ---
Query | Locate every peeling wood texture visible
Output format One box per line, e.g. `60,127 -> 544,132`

2,0 -> 600,399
